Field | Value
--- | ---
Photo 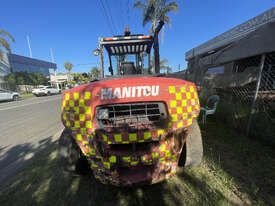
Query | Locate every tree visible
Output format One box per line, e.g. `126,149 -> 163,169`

150,56 -> 172,74
90,67 -> 100,79
4,72 -> 48,87
64,62 -> 73,81
133,0 -> 178,73
0,30 -> 15,60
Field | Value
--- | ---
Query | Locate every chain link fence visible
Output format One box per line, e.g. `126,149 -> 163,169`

192,51 -> 275,143
249,52 -> 275,143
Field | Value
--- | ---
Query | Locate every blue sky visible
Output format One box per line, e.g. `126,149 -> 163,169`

1,0 -> 274,74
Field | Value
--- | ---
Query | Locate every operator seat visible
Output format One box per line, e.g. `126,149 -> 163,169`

121,62 -> 137,75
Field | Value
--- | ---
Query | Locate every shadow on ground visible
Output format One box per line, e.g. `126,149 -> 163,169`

0,138 -> 241,206
1,118 -> 275,205
0,136 -> 57,183
200,117 -> 275,206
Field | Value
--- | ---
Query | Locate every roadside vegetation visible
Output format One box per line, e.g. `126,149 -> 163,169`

4,72 -> 48,91
134,0 -> 178,73
1,118 -> 274,206
20,93 -> 35,99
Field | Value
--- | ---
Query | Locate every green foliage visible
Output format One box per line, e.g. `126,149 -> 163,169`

72,73 -> 89,84
63,62 -> 73,72
133,0 -> 178,73
67,80 -> 76,85
90,67 -> 100,78
151,55 -> 172,73
250,111 -> 275,144
4,72 -> 48,86
2,120 -> 275,205
133,0 -> 178,32
64,62 -> 73,81
0,29 -> 15,60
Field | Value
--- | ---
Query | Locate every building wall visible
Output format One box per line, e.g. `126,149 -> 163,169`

50,73 -> 68,83
8,54 -> 56,76
11,62 -> 50,75
0,53 -> 11,84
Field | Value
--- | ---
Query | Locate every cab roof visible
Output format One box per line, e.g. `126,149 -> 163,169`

100,35 -> 153,56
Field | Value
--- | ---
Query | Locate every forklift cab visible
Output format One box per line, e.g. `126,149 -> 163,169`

94,29 -> 154,78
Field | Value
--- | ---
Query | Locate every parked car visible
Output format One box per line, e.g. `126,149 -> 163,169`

0,89 -> 20,101
32,86 -> 60,96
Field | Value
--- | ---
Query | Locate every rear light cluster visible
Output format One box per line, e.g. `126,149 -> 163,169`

104,35 -> 151,41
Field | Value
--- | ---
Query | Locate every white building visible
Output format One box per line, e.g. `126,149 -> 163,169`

0,53 -> 11,84
50,73 -> 69,88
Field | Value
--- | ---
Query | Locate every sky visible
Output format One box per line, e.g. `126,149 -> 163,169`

1,0 -> 274,74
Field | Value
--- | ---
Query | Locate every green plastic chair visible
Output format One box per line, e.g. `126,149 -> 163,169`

200,95 -> 220,125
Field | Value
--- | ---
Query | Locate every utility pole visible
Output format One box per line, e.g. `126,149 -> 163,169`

50,48 -> 58,89
50,48 -> 55,63
178,64 -> 181,72
26,35 -> 33,58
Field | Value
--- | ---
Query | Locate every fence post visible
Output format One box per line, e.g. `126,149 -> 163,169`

246,54 -> 266,136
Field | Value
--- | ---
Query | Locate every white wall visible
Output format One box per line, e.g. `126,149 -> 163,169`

0,53 -> 11,83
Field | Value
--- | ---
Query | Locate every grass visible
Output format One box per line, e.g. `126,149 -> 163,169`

20,93 -> 35,99
0,120 -> 275,206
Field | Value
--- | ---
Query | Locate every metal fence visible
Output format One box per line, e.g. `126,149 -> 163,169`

195,51 -> 275,143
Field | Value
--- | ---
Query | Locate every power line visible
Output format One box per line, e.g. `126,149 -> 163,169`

127,0 -> 130,26
104,0 -> 119,35
98,0 -> 116,35
119,0 -> 125,32
75,63 -> 98,66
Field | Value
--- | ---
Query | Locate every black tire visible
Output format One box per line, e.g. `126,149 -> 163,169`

57,129 -> 90,176
47,91 -> 51,96
13,95 -> 19,101
178,119 -> 203,168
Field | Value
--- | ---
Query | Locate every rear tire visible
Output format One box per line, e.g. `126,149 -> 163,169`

13,95 -> 19,101
47,91 -> 51,96
178,119 -> 203,168
57,129 -> 90,176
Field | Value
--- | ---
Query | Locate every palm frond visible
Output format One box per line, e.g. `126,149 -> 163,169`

160,58 -> 168,64
163,2 -> 178,14
64,62 -> 73,72
0,37 -> 11,53
148,0 -> 157,5
133,1 -> 146,10
149,25 -> 153,33
0,30 -> 15,42
0,48 -> 3,60
163,15 -> 171,27
142,3 -> 155,26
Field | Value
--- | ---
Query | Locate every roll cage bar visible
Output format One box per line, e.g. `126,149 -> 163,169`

97,35 -> 154,78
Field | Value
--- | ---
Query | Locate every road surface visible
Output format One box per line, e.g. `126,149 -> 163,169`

0,95 -> 64,183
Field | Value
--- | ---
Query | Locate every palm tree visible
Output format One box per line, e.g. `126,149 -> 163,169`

90,66 -> 100,79
134,0 -> 178,73
151,56 -> 172,74
0,30 -> 15,60
64,62 -> 73,81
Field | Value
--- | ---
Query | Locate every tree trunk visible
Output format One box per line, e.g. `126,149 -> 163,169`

153,21 -> 164,74
154,35 -> 160,74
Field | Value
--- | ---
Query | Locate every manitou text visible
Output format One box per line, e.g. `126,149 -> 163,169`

101,86 -> 160,100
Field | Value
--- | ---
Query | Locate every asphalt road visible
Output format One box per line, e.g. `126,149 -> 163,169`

0,95 -> 64,183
